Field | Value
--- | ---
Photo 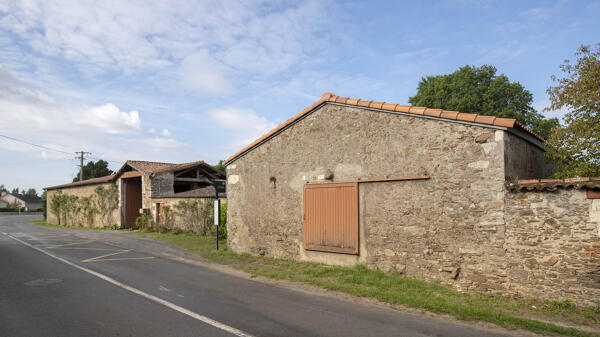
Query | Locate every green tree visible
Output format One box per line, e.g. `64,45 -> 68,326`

73,160 -> 114,182
409,65 -> 559,139
0,185 -> 6,193
11,187 -> 18,194
545,44 -> 600,178
25,188 -> 37,196
214,160 -> 226,173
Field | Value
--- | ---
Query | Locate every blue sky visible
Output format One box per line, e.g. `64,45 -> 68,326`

1,0 -> 599,193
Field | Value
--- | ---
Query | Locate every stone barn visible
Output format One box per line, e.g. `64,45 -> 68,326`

224,92 -> 599,304
46,160 -> 225,230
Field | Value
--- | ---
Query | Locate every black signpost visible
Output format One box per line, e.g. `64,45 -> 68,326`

209,179 -> 225,251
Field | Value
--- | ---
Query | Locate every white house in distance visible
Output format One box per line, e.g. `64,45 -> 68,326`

0,192 -> 43,211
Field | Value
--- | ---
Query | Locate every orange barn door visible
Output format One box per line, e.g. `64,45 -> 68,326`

303,182 -> 359,255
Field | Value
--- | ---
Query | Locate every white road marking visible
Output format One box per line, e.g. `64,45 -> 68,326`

1,231 -> 254,337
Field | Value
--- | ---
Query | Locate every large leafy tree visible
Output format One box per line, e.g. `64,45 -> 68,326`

25,188 -> 37,196
73,160 -> 114,182
409,65 -> 559,139
545,44 -> 600,178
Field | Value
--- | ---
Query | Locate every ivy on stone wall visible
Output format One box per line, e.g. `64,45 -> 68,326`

172,199 -> 211,235
48,184 -> 118,227
169,199 -> 226,237
93,184 -> 118,226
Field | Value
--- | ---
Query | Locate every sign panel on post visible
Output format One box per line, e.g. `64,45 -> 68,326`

214,199 -> 220,226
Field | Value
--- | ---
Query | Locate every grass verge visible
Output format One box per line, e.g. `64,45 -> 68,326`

32,220 -> 600,336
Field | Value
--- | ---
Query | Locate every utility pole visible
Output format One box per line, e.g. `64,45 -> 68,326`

75,151 -> 91,181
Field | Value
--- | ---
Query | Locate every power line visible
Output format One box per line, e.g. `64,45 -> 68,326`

0,133 -> 122,165
0,134 -> 74,156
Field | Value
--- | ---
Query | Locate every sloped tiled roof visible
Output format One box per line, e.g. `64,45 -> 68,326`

45,174 -> 117,190
122,160 -> 182,175
223,92 -> 544,166
506,177 -> 600,191
119,160 -> 224,177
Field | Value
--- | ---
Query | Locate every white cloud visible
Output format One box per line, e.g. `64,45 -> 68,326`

0,0 -> 339,95
209,107 -> 276,147
80,104 -> 143,134
179,51 -> 233,94
0,67 -> 180,161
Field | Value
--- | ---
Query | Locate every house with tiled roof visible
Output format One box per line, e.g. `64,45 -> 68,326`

224,92 -> 600,305
45,160 -> 225,229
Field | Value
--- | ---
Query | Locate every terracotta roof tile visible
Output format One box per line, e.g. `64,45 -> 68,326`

456,113 -> 477,122
507,177 -> 600,191
223,92 -> 546,165
369,101 -> 384,109
423,108 -> 442,118
408,107 -> 426,115
357,99 -> 372,107
440,111 -> 459,120
382,103 -> 397,110
474,115 -> 496,124
119,160 -> 224,178
493,118 -> 516,128
45,174 -> 117,190
334,96 -> 349,104
124,160 -> 180,175
394,105 -> 412,113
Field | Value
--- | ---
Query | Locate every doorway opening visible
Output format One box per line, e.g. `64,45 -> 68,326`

123,177 -> 142,229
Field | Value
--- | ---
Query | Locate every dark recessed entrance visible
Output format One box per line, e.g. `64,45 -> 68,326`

123,177 -> 142,229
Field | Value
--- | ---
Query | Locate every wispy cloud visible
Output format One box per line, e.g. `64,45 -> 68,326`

209,107 -> 276,149
0,67 -> 182,161
0,0 -> 339,96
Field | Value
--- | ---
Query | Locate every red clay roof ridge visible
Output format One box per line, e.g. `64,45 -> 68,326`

223,92 -> 543,165
323,92 -> 523,130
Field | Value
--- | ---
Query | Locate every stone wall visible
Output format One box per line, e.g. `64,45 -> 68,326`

505,189 -> 600,306
226,102 -> 599,305
227,103 -> 510,291
150,197 -> 226,234
46,182 -> 120,228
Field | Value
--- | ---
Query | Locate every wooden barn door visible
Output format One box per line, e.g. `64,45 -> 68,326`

124,177 -> 142,229
303,182 -> 359,254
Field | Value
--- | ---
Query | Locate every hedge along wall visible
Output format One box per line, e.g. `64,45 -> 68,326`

150,198 -> 227,235
504,188 -> 600,306
46,182 -> 120,228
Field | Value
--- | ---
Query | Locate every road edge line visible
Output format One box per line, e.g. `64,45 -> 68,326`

1,231 -> 254,337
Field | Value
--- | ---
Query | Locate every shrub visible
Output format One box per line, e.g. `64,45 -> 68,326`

135,213 -> 153,230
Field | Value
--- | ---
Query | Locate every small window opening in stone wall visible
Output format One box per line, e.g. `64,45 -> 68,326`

269,176 -> 277,190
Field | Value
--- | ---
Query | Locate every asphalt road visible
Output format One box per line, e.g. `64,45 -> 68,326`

0,215 -> 520,337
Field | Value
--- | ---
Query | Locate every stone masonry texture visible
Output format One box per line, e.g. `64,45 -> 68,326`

226,102 -> 599,306
505,189 -> 599,306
